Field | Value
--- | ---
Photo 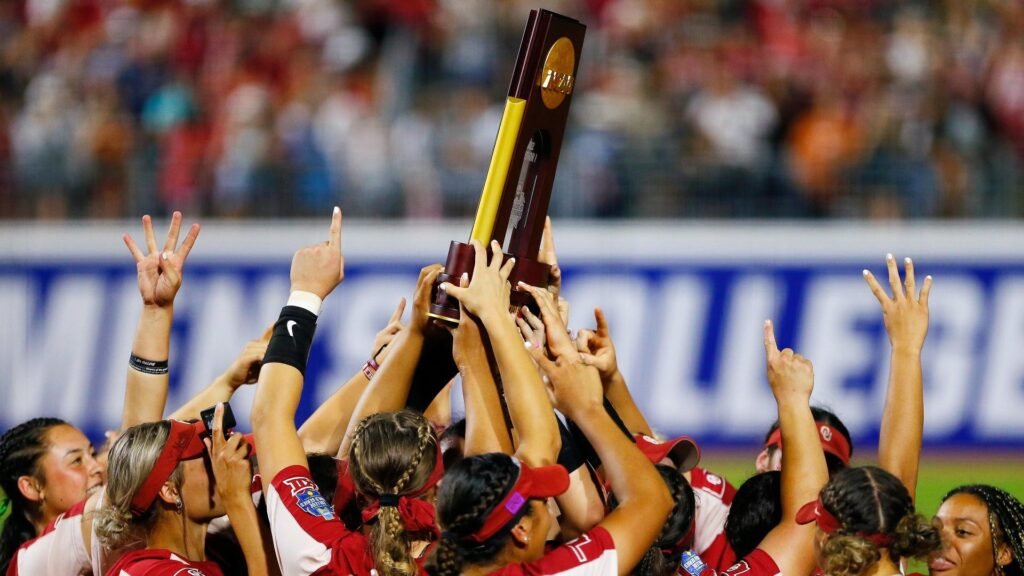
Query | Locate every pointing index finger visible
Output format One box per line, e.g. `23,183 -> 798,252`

764,320 -> 779,358
328,206 -> 342,249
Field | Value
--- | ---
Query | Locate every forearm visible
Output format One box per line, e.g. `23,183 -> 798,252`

297,370 -> 369,456
603,370 -> 653,437
223,497 -> 270,576
121,306 -> 173,429
168,377 -> 235,422
878,348 -> 923,500
484,314 -> 559,465
252,362 -> 307,487
555,466 -> 605,539
340,328 -> 424,456
777,396 -> 828,520
460,352 -> 513,456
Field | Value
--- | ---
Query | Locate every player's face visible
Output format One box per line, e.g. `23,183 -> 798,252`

929,493 -> 1008,576
35,425 -> 103,518
180,453 -> 225,521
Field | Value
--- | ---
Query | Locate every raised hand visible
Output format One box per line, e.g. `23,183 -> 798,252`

221,325 -> 272,389
863,254 -> 932,354
517,282 -> 580,363
370,298 -> 406,361
576,307 -> 619,381
290,207 -> 344,299
204,403 -> 254,504
410,264 -> 444,333
538,216 -> 563,301
123,211 -> 200,308
764,320 -> 814,403
439,240 -> 515,323
451,276 -> 487,370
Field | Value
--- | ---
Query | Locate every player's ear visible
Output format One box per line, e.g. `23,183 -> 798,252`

754,448 -> 771,474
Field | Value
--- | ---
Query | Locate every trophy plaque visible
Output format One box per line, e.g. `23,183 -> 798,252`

429,9 -> 586,323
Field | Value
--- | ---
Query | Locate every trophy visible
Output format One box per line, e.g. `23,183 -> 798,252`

429,9 -> 586,323
407,9 -> 585,411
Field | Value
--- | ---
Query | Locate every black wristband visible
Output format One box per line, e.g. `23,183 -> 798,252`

129,354 -> 169,375
262,306 -> 318,375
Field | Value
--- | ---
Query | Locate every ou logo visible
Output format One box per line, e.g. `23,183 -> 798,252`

820,426 -> 833,441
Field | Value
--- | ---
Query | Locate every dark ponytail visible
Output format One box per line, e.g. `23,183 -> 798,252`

0,418 -> 67,572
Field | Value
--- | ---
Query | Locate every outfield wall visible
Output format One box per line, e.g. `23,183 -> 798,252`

2,221 -> 1024,450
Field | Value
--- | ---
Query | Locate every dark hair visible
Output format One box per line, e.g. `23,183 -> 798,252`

942,485 -> 1024,576
621,465 -> 696,576
763,406 -> 853,476
0,417 -> 68,572
819,466 -> 939,576
439,419 -> 467,472
427,453 -> 532,576
726,471 -> 782,559
348,410 -> 440,576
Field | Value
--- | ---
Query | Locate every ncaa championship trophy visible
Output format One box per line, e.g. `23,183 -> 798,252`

429,9 -> 586,323
406,9 -> 585,411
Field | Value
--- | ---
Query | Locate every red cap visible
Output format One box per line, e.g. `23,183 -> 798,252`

130,420 -> 207,517
634,434 -> 701,471
468,459 -> 570,543
764,423 -> 851,467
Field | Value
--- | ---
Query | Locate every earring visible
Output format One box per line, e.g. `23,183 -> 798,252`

175,499 -> 183,513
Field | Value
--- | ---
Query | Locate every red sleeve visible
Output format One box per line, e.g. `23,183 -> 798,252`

266,465 -> 364,576
492,527 -> 618,576
716,549 -> 781,576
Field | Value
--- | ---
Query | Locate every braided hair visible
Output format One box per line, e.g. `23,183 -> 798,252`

819,466 -> 939,576
0,417 -> 67,572
943,485 -> 1024,576
348,410 -> 439,576
426,453 -> 531,576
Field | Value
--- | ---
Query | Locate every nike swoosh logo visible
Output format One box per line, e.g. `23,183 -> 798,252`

286,320 -> 297,338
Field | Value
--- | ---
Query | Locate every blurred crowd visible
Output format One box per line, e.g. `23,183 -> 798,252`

1,0 -> 1023,220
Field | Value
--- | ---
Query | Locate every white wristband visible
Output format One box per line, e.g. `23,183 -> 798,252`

287,290 -> 323,316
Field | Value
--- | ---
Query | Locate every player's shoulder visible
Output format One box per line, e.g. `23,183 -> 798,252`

690,467 -> 736,504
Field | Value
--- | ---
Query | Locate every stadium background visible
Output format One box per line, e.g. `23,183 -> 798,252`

1,0 -> 1023,546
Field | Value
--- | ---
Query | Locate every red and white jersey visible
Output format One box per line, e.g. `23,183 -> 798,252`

106,548 -> 224,576
490,527 -> 618,576
689,467 -> 737,570
698,549 -> 780,576
6,500 -> 91,576
266,464 -> 373,576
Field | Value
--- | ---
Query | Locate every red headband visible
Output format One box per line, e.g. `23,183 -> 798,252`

467,459 -> 570,543
796,497 -> 893,548
765,423 -> 851,466
130,420 -> 207,517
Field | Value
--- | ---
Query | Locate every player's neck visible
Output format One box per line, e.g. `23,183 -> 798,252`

148,509 -> 208,562
864,555 -> 902,576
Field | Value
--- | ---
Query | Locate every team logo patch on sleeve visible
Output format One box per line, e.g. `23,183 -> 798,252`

282,476 -> 336,520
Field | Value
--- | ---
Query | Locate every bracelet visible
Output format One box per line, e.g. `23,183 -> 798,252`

129,354 -> 169,375
362,357 -> 380,380
263,306 -> 318,375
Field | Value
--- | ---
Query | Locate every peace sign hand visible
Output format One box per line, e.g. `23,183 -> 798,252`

123,212 -> 200,308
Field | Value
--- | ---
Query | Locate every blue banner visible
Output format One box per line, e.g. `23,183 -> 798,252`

2,223 -> 1024,451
